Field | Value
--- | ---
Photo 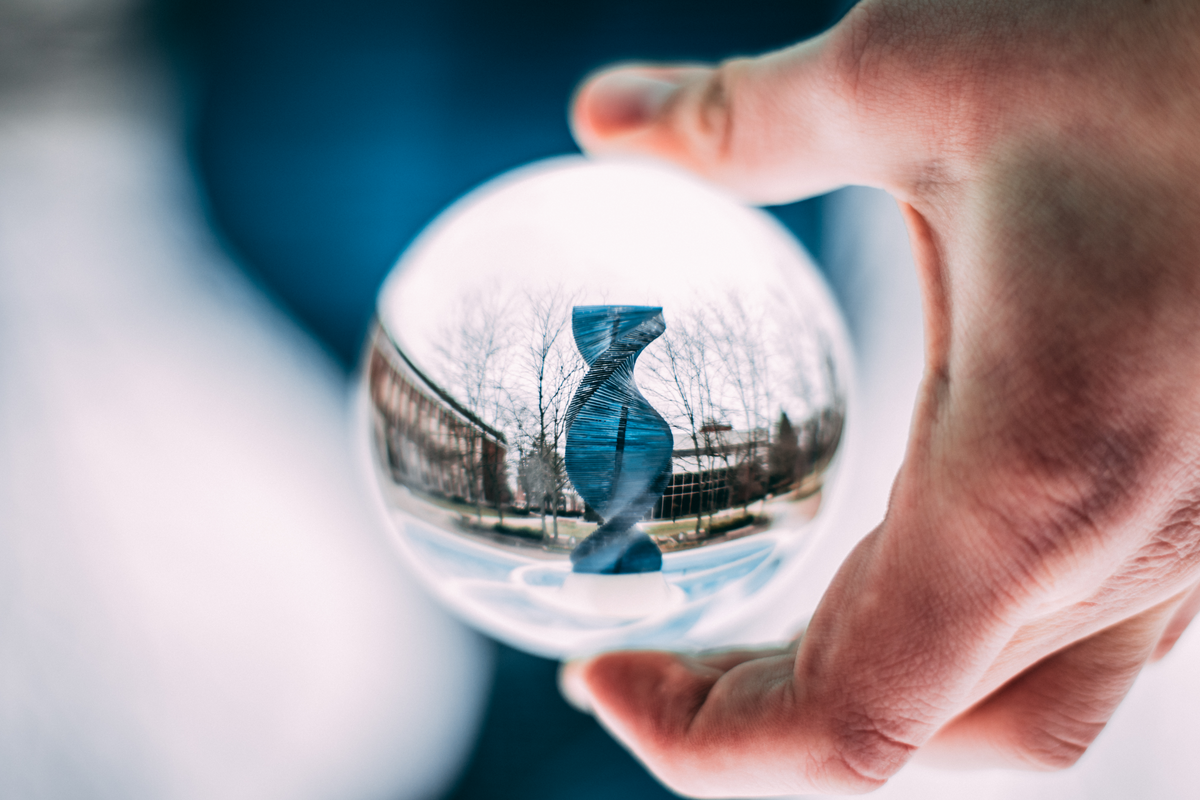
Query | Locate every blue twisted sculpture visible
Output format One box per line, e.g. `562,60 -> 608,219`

565,306 -> 673,574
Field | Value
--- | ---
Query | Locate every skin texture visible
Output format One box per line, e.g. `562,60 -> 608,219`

561,0 -> 1200,795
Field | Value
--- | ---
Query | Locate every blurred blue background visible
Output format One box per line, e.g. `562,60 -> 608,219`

158,0 -> 854,366
7,2 -> 1197,798
154,2 -> 850,797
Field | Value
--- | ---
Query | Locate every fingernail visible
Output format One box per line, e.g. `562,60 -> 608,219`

558,659 -> 594,714
584,71 -> 680,134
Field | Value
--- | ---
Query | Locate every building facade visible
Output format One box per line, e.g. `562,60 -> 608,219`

368,328 -> 509,509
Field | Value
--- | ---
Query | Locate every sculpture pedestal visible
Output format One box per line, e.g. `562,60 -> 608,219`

558,571 -> 676,619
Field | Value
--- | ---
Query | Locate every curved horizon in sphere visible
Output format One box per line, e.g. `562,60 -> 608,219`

359,157 -> 853,658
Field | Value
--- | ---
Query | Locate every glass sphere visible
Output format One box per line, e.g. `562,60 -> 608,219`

358,157 -> 851,659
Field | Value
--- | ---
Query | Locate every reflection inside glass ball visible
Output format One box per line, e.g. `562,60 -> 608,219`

360,157 -> 851,658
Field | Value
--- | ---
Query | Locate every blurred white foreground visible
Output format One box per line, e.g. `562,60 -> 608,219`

0,3 -> 489,799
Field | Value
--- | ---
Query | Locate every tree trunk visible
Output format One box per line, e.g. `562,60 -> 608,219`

551,485 -> 560,539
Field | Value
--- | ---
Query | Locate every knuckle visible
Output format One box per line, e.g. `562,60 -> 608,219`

826,711 -> 921,789
676,58 -> 747,174
695,60 -> 735,164
1014,720 -> 1099,771
676,57 -> 783,181
1141,488 -> 1200,572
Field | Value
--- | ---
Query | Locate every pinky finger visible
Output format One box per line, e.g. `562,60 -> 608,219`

922,599 -> 1180,771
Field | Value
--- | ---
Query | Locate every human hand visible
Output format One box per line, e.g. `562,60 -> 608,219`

561,0 -> 1200,795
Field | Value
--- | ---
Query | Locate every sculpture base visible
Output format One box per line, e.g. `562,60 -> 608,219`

570,524 -> 663,574
558,571 -> 676,619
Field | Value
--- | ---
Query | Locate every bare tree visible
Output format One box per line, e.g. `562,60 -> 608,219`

434,291 -> 514,525
708,297 -> 773,515
643,312 -> 731,536
508,288 -> 585,541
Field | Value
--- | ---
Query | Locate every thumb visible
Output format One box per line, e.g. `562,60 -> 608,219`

570,25 -> 887,204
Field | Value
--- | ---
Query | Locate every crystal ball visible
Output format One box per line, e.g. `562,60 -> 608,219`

357,157 -> 852,658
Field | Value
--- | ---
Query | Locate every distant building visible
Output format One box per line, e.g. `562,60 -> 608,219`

651,426 -> 770,521
650,409 -> 843,521
368,328 -> 509,508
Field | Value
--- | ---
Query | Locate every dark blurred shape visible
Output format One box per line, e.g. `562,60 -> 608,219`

447,644 -> 680,800
158,0 -> 850,364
